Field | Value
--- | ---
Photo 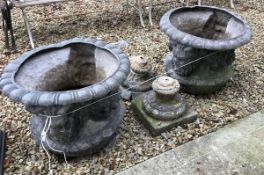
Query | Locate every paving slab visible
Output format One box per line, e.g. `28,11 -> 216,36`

117,110 -> 264,175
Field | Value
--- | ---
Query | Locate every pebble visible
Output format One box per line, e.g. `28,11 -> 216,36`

161,132 -> 170,140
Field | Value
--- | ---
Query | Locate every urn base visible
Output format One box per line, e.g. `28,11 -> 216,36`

30,101 -> 125,157
165,52 -> 233,94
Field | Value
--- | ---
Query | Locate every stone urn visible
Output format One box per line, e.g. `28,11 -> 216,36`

0,38 -> 130,157
132,76 -> 197,136
160,6 -> 252,94
121,55 -> 155,100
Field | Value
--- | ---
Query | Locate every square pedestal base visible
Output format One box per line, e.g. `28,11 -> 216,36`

132,96 -> 198,136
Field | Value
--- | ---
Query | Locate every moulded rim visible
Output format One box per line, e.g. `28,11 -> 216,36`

0,38 -> 130,106
160,6 -> 252,50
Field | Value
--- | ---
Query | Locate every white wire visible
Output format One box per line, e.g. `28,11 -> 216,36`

40,117 -> 52,175
41,117 -> 69,174
45,118 -> 68,168
39,50 -> 221,118
39,50 -> 221,173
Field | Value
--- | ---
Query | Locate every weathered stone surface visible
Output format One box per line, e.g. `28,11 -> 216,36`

165,52 -> 234,94
160,6 -> 252,94
132,96 -> 197,136
121,56 -> 155,101
132,77 -> 197,136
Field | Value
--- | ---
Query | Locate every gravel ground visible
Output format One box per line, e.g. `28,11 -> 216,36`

0,0 -> 263,174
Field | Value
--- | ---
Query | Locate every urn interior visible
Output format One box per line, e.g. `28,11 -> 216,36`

15,43 -> 119,92
170,7 -> 246,40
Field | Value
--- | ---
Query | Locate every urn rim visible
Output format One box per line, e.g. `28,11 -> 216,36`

160,5 -> 252,50
0,38 -> 131,106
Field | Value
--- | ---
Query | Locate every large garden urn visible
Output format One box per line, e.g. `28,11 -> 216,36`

160,6 -> 252,94
0,38 -> 130,157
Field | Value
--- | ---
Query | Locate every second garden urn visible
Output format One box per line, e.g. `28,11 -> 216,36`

160,6 -> 252,94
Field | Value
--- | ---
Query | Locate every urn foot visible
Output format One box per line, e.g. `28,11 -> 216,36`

30,102 -> 125,157
165,52 -> 233,94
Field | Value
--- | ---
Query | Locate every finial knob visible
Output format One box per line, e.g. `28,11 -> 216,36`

152,76 -> 180,97
142,76 -> 186,120
130,56 -> 151,74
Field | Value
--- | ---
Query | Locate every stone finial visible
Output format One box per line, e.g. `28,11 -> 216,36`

143,76 -> 187,120
121,55 -> 155,101
130,55 -> 152,74
152,76 -> 180,97
132,76 -> 197,136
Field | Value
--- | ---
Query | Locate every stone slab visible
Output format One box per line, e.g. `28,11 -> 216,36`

132,96 -> 197,136
117,110 -> 264,175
